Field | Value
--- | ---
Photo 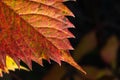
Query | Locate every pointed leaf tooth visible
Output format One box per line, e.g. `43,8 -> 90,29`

25,58 -> 32,70
3,68 -> 9,74
32,57 -> 43,66
41,53 -> 50,63
47,59 -> 51,64
33,54 -> 51,66
56,16 -> 75,28
61,51 -> 86,74
64,29 -> 75,38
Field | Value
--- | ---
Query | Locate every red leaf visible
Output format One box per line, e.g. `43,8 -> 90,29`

0,0 -> 86,76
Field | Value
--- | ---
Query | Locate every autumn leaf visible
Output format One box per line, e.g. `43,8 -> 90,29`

0,0 -> 86,76
84,66 -> 113,80
0,56 -> 28,77
74,31 -> 97,61
100,35 -> 119,67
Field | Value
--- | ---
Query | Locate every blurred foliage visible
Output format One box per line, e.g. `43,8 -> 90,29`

1,0 -> 120,80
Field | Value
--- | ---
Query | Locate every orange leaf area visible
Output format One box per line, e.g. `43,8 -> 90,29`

0,0 -> 86,76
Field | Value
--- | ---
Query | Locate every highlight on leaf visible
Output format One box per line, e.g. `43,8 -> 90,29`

0,0 -> 86,76
0,56 -> 28,77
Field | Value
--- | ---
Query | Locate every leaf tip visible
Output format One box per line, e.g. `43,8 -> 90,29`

61,51 -> 86,74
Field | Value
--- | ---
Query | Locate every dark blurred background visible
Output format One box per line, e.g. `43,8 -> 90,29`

1,0 -> 120,80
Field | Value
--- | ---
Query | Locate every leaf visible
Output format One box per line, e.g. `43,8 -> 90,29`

0,0 -> 86,76
73,31 -> 97,61
100,35 -> 119,67
84,66 -> 113,80
0,56 -> 28,77
6,56 -> 29,71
